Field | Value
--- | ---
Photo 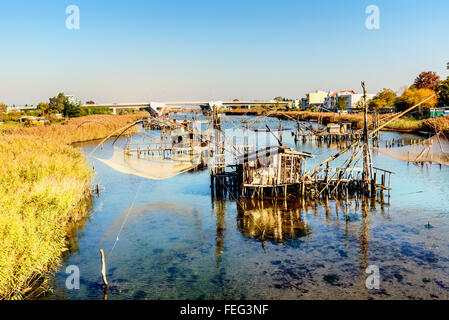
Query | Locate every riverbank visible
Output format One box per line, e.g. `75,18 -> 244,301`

0,113 -> 146,144
223,109 -> 449,134
0,114 -> 145,299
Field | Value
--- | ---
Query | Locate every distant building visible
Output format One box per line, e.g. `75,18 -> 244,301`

64,94 -> 81,106
306,91 -> 328,108
291,99 -> 301,109
342,93 -> 375,112
323,90 -> 375,112
301,98 -> 308,109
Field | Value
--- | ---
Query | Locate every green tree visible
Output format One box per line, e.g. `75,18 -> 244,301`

63,97 -> 81,118
274,96 -> 284,102
48,93 -> 66,114
438,77 -> 449,107
369,88 -> 397,110
336,97 -> 347,111
37,102 -> 50,115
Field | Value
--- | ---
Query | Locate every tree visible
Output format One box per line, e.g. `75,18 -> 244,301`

438,77 -> 449,107
274,96 -> 284,102
354,99 -> 365,110
368,88 -> 397,110
336,96 -> 347,111
414,71 -> 440,91
37,102 -> 50,115
0,102 -> 6,114
48,93 -> 66,114
63,97 -> 81,118
394,88 -> 437,115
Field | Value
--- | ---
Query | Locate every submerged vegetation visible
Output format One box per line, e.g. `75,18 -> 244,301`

0,113 -> 145,299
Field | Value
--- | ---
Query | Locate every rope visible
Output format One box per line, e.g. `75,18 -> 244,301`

107,178 -> 144,257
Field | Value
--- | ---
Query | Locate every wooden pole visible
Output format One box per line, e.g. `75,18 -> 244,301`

100,249 -> 109,287
304,93 -> 437,177
361,81 -> 373,180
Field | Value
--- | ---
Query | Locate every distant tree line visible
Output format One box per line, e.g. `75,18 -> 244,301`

368,68 -> 449,118
37,93 -> 109,118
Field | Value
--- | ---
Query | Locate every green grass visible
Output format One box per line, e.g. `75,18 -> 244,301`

383,118 -> 425,131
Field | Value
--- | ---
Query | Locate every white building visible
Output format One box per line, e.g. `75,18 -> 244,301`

64,94 -> 81,106
306,91 -> 329,108
323,90 -> 375,112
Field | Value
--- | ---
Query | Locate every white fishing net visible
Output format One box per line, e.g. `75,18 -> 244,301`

95,147 -> 197,180
374,132 -> 449,166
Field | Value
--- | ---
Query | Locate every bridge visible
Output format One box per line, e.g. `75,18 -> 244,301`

81,100 -> 292,115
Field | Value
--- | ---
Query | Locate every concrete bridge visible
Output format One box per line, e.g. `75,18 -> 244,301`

81,100 -> 291,115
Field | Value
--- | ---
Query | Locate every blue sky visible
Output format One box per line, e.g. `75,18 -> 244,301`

0,0 -> 448,105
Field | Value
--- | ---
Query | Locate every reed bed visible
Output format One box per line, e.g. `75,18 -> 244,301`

0,113 -> 146,299
0,113 -> 145,144
0,136 -> 92,299
423,116 -> 449,134
256,111 -> 428,132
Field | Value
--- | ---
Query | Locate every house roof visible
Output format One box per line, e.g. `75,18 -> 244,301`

236,146 -> 313,164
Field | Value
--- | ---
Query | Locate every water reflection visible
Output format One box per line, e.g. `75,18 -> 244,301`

43,195 -> 94,300
211,197 -> 226,265
47,115 -> 449,300
236,199 -> 310,242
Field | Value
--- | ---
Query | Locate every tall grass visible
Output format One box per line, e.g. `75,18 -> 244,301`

0,113 -> 145,144
268,111 -> 428,132
0,113 -> 145,299
0,136 -> 92,299
423,116 -> 449,134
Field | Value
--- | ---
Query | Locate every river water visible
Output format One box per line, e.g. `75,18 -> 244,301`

47,115 -> 449,300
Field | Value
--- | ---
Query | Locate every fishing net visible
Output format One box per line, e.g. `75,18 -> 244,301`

374,132 -> 449,166
95,147 -> 197,180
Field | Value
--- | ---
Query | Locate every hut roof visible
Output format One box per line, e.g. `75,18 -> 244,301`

236,146 -> 313,164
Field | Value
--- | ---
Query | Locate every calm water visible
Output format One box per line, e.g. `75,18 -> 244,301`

47,115 -> 449,300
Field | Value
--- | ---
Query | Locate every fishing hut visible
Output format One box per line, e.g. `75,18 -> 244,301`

295,121 -> 362,144
327,122 -> 351,134
210,146 -> 314,199
142,117 -> 191,131
143,118 -> 175,130
238,146 -> 313,198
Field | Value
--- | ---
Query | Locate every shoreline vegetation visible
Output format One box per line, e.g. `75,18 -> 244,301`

222,109 -> 449,134
0,114 -> 144,299
0,110 -> 447,299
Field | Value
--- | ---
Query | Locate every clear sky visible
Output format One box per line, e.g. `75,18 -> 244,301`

0,0 -> 448,105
